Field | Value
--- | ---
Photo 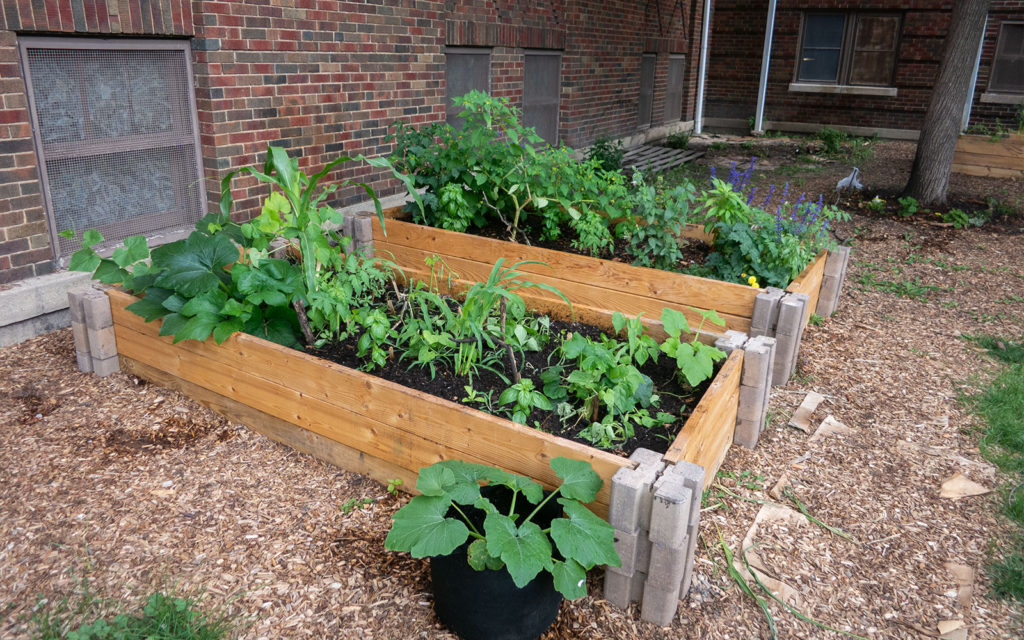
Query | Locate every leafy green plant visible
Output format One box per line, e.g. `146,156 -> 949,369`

585,137 -> 625,172
620,172 -> 695,271
384,457 -> 620,600
658,307 -> 727,387
665,131 -> 690,150
499,378 -> 554,424
816,127 -> 848,156
865,196 -> 886,213
896,196 -> 919,218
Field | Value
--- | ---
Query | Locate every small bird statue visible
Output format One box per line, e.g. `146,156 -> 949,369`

836,167 -> 863,192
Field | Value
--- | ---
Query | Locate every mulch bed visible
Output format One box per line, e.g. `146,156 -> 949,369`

2,137 -> 1023,639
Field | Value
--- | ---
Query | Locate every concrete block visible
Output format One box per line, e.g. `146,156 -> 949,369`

0,271 -> 91,328
604,567 -> 646,608
772,330 -> 799,386
353,216 -> 373,244
713,330 -> 747,355
340,217 -> 354,244
740,336 -> 774,388
67,287 -> 91,324
775,293 -> 809,338
647,541 -> 688,590
82,292 -> 113,330
71,320 -> 90,354
86,325 -> 118,360
734,417 -> 761,449
816,274 -> 841,317
750,287 -> 784,337
823,246 -> 847,278
640,583 -> 681,626
75,351 -> 93,373
609,449 -> 665,533
91,355 -> 120,377
649,474 -> 691,548
831,245 -> 852,315
613,527 -> 652,576
738,384 -> 766,423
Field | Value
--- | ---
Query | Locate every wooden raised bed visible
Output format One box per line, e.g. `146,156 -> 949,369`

953,133 -> 1024,179
373,213 -> 828,337
107,288 -> 743,518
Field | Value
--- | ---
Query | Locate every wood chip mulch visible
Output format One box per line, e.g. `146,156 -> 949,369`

3,142 -> 1024,638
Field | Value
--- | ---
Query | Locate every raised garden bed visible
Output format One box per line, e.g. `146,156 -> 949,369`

953,133 -> 1024,179
105,287 -> 743,519
371,209 -> 844,385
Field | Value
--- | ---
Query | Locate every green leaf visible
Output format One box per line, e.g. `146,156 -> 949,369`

93,259 -> 127,285
549,499 -> 620,569
661,307 -> 690,339
498,387 -> 518,406
467,538 -> 505,571
82,229 -> 104,247
68,247 -> 100,273
419,460 -> 499,505
172,311 -> 222,343
180,290 -> 228,318
212,318 -> 244,344
110,236 -> 149,268
124,288 -> 173,322
551,558 -> 588,600
385,495 -> 469,558
416,464 -> 458,497
158,312 -> 188,338
612,312 -> 626,334
152,233 -> 238,297
550,456 -> 603,503
484,514 -> 552,588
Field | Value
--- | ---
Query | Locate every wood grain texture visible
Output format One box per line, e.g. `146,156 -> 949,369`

786,250 -> 828,321
954,134 -> 1024,176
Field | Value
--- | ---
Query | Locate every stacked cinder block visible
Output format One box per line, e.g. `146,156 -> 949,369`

750,287 -> 808,386
715,331 -> 776,449
604,449 -> 705,626
67,287 -> 119,377
339,212 -> 375,258
815,246 -> 851,317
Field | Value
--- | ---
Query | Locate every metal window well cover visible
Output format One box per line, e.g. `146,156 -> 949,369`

20,40 -> 206,261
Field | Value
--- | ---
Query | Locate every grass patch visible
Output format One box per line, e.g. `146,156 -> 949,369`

22,573 -> 238,640
855,272 -> 942,301
962,335 -> 1024,601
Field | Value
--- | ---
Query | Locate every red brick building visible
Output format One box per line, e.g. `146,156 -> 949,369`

0,0 -> 706,285
705,1 -> 1024,137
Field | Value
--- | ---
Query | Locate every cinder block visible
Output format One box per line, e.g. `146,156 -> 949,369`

738,384 -> 766,423
75,351 -> 93,373
772,330 -> 799,386
816,275 -> 841,317
609,449 -> 665,533
733,417 -> 761,449
775,293 -> 809,337
91,355 -> 120,377
86,325 -> 118,360
830,246 -> 852,315
613,527 -> 652,576
604,566 -> 646,608
649,474 -> 691,548
71,320 -> 90,355
67,288 -> 91,324
740,336 -> 774,388
750,287 -> 784,337
823,246 -> 847,278
82,292 -> 113,330
353,216 -> 373,244
647,541 -> 688,590
713,330 -> 747,355
640,583 -> 681,626
680,497 -> 702,597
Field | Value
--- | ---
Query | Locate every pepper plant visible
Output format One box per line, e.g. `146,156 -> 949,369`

384,457 -> 620,600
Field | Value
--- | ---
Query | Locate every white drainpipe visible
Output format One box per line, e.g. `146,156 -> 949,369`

694,0 -> 712,134
962,16 -> 988,133
753,0 -> 778,134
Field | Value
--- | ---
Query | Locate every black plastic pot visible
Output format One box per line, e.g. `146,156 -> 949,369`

429,485 -> 564,640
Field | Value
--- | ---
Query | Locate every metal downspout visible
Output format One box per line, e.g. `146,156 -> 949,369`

753,0 -> 778,134
694,0 -> 712,134
961,16 -> 988,133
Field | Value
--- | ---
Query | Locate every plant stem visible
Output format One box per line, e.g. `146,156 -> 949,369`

451,503 -> 483,538
292,298 -> 315,347
524,486 -> 561,525
500,297 -> 520,384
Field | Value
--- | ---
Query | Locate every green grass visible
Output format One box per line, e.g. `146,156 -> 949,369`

962,335 -> 1024,601
855,272 -> 942,301
24,577 -> 237,640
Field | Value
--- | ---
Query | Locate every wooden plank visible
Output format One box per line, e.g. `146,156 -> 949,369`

119,356 -> 423,497
951,163 -> 1023,178
382,243 -> 751,335
663,349 -> 742,490
955,134 -> 1024,159
785,250 -> 828,321
109,289 -> 632,513
374,218 -> 762,318
951,150 -> 1024,172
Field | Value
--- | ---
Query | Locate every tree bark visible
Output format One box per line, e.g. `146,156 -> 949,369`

903,0 -> 990,207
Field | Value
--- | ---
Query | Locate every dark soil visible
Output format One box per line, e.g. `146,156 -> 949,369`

309,312 -> 714,456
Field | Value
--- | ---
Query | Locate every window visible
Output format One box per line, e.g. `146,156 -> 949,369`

445,48 -> 490,125
638,54 -> 656,128
990,22 -> 1024,94
797,13 -> 900,87
663,55 -> 686,123
19,38 -> 205,262
522,51 -> 561,145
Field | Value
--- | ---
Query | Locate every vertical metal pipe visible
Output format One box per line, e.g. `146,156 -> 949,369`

694,0 -> 713,134
961,16 -> 988,133
753,0 -> 778,134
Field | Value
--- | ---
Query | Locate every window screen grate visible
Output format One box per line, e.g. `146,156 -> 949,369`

445,49 -> 491,125
663,56 -> 685,123
20,39 -> 205,261
638,54 -> 656,128
523,51 -> 561,145
991,23 -> 1024,94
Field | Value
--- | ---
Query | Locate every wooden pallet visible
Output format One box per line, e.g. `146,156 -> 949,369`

622,145 -> 705,175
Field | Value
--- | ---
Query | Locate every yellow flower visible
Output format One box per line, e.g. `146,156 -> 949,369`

747,275 -> 760,288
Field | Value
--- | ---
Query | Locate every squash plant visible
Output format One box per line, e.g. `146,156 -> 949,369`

384,457 -> 620,600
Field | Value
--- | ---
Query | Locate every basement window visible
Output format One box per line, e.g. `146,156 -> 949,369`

445,48 -> 491,126
989,22 -> 1024,94
796,13 -> 901,87
19,37 -> 206,263
638,54 -> 656,129
663,55 -> 686,123
522,50 -> 562,145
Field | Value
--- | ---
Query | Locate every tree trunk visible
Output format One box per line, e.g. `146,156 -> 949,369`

903,0 -> 990,207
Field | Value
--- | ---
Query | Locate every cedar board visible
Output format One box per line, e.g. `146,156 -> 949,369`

109,288 -> 742,516
953,134 -> 1024,178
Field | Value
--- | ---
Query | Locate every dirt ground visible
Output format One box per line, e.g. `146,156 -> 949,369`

2,138 -> 1024,639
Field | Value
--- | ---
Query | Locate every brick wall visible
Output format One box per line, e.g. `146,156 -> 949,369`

707,0 -> 1024,135
0,0 -> 701,285
0,0 -> 191,285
